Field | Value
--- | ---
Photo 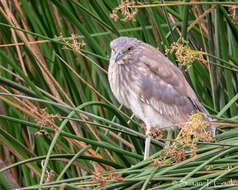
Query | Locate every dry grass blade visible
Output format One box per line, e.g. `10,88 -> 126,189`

0,139 -> 41,177
0,0 -> 61,100
188,6 -> 216,33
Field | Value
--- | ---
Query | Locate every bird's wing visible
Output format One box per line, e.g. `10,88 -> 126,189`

138,45 -> 205,123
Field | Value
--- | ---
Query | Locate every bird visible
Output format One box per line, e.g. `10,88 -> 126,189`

108,36 -> 215,160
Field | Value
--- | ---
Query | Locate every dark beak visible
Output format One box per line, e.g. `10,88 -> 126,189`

114,50 -> 123,63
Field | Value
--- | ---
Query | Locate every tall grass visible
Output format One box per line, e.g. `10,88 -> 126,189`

0,0 -> 238,189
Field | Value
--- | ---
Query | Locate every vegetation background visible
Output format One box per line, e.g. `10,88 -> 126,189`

0,0 -> 238,189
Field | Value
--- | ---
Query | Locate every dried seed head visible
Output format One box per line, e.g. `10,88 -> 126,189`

154,112 -> 214,164
110,0 -> 138,22
59,33 -> 86,52
166,39 -> 207,71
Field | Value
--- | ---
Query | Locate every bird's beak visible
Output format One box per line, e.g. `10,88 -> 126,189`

114,50 -> 123,63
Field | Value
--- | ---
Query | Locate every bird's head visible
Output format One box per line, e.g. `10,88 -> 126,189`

110,37 -> 138,64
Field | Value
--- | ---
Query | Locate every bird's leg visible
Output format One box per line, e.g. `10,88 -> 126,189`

164,129 -> 172,148
144,125 -> 151,160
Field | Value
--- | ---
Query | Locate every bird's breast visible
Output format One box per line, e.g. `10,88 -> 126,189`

108,62 -> 172,128
108,62 -> 135,106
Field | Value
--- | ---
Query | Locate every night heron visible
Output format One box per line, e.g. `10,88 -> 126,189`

108,36 -> 215,160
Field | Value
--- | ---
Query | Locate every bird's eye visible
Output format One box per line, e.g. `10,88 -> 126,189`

127,47 -> 133,52
112,48 -> 115,52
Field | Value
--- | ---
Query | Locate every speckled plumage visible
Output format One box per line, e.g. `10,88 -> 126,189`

108,36 -> 215,159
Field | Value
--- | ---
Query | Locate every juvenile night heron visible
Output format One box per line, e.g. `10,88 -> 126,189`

108,37 -> 215,160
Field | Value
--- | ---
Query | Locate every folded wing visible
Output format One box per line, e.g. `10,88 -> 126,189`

139,45 -> 206,123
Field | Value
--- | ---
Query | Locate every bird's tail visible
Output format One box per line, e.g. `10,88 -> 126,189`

198,105 -> 216,137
